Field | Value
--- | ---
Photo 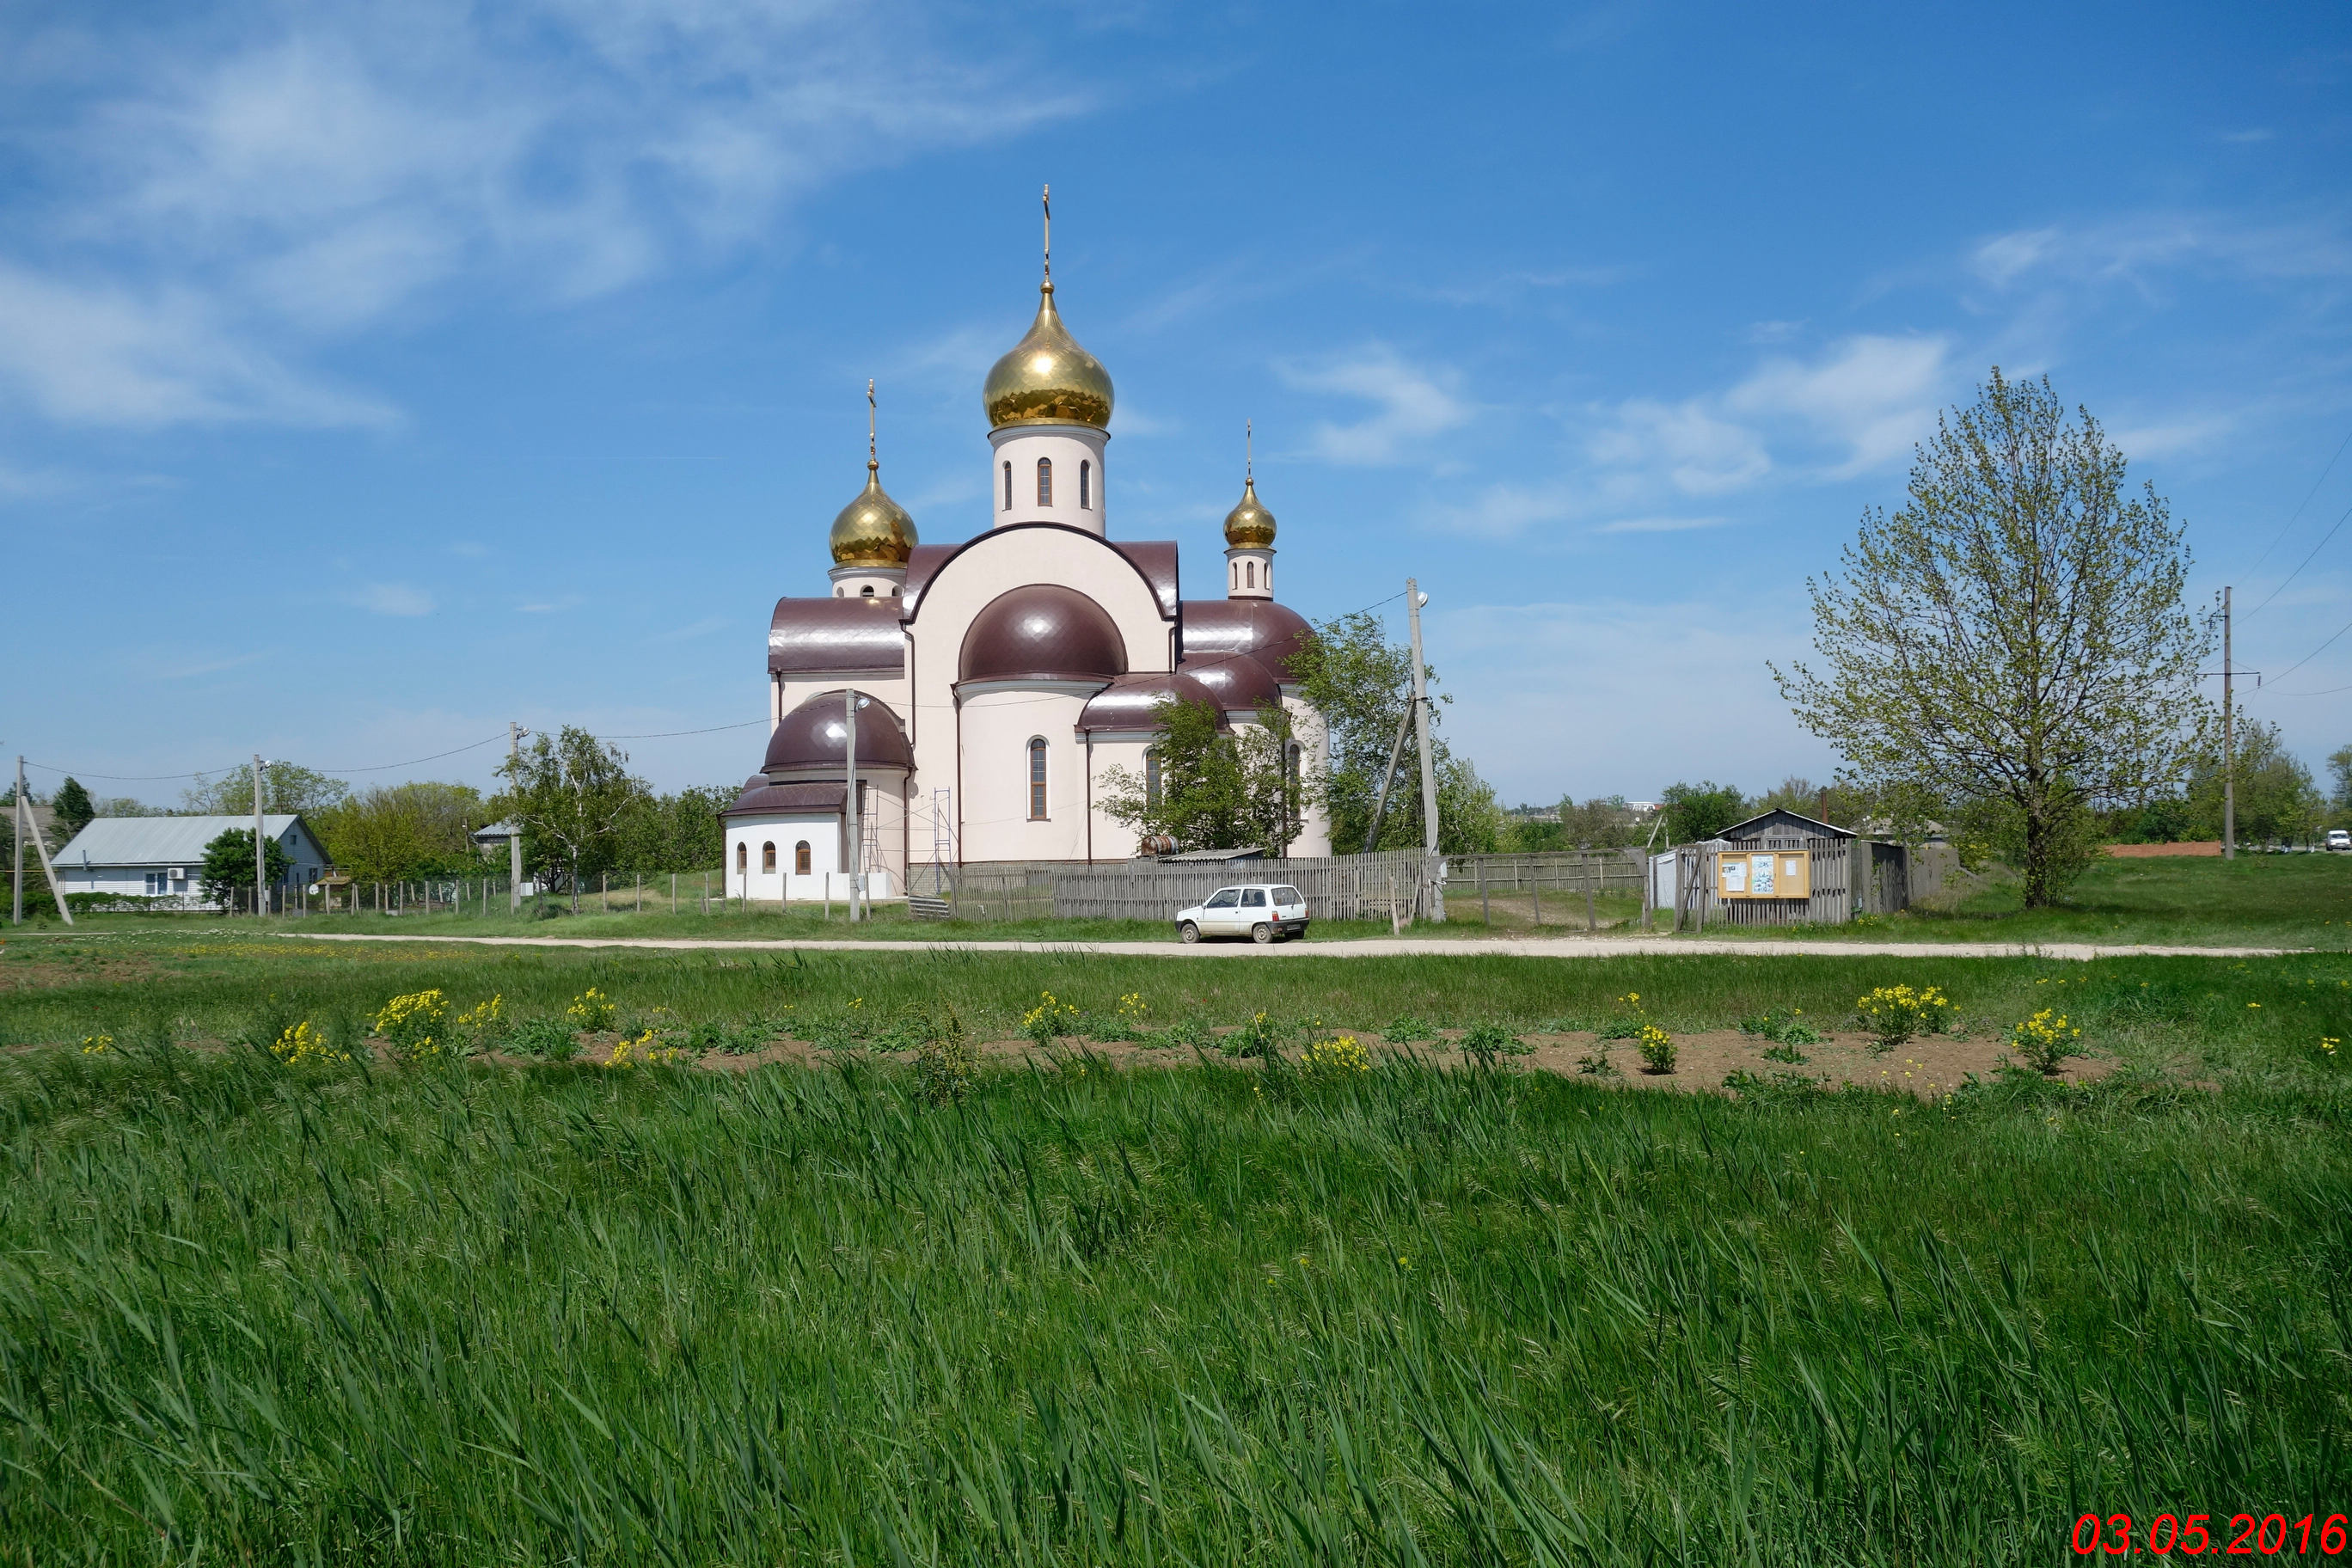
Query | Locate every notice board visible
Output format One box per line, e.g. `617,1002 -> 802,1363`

1717,848 -> 1811,900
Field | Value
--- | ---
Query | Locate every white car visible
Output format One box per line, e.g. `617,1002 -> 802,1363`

1177,884 -> 1309,944
2329,829 -> 2350,853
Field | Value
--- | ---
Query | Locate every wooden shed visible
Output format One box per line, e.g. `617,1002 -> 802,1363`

1671,810 -> 1908,928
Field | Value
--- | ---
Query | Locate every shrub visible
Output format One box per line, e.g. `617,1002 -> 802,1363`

1855,984 -> 1952,1051
1088,991 -> 1150,1042
1761,1041 -> 1810,1065
454,995 -> 508,1052
508,1017 -> 579,1061
270,1021 -> 347,1065
1382,1015 -> 1438,1044
1458,1023 -> 1529,1067
914,1008 -> 977,1106
373,990 -> 450,1060
605,1031 -> 683,1069
1575,1049 -> 1618,1076
1166,1016 -> 1216,1052
2008,1008 -> 2085,1075
1300,1034 -> 1371,1082
1740,1007 -> 1822,1046
1225,1013 -> 1289,1059
1020,991 -> 1080,1048
1637,1023 -> 1677,1075
566,988 -> 617,1032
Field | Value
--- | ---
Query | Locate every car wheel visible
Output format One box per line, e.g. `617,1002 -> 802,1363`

1252,922 -> 1274,945
1179,922 -> 1201,944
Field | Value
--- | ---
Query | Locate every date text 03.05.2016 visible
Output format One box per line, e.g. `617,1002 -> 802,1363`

2073,1514 -> 2349,1557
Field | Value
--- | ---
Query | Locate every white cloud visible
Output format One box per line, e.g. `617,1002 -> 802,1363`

0,3 -> 1094,428
1726,334 -> 1951,477
1969,212 -> 2352,293
355,582 -> 435,616
1424,481 -> 1577,541
1595,515 -> 1730,534
1589,397 -> 1770,494
1280,346 -> 1472,466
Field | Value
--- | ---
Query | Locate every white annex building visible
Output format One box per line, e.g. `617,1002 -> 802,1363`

724,223 -> 1332,903
50,815 -> 331,910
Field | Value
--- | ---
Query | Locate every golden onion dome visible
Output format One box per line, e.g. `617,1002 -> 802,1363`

1223,476 -> 1277,548
983,282 -> 1113,430
828,459 -> 917,567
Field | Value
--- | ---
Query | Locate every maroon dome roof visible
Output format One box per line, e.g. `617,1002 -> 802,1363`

1179,599 -> 1314,680
768,597 -> 906,675
762,691 -> 913,772
1075,671 -> 1229,732
1178,650 -> 1282,714
959,585 -> 1127,684
724,781 -> 848,818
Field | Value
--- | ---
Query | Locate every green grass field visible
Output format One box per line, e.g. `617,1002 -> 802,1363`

0,927 -> 2349,1561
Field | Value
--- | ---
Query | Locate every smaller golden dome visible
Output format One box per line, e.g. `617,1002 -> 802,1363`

829,461 -> 917,567
983,283 -> 1114,430
1223,476 -> 1277,548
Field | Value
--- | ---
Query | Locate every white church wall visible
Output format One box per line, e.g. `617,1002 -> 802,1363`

956,689 -> 1094,861
726,797 -> 903,903
1081,733 -> 1156,861
986,425 -> 1108,535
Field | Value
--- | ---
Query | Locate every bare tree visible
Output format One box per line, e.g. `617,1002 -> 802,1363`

1774,371 -> 2209,906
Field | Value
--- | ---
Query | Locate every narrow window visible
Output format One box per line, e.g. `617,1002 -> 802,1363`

1145,748 -> 1162,806
1028,738 -> 1048,819
860,585 -> 874,597
762,842 -> 776,873
1244,560 -> 1256,588
794,841 -> 812,875
736,842 -> 747,873
1079,460 -> 1092,509
1003,461 -> 1013,510
1037,457 -> 1053,507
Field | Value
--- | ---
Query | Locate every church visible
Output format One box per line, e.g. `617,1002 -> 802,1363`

722,218 -> 1333,903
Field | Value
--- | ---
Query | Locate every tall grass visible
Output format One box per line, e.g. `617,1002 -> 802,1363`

0,1039 -> 2343,1563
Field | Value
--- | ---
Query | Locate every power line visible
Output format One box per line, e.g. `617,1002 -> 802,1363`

2245,495 -> 2352,619
306,734 -> 508,772
2244,420 -> 2352,582
2266,607 -> 2352,688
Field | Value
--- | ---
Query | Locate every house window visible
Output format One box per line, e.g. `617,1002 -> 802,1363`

1003,461 -> 1013,510
762,842 -> 776,873
1079,460 -> 1091,509
1028,737 -> 1048,819
794,841 -> 812,875
1037,457 -> 1053,507
736,842 -> 747,873
1145,747 -> 1161,806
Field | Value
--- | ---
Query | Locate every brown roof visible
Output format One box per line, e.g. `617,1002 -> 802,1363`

1075,671 -> 1229,732
902,524 -> 1179,622
1178,649 -> 1281,714
959,584 -> 1128,685
1179,599 -> 1314,680
767,597 -> 906,675
762,691 -> 914,772
723,781 -> 848,818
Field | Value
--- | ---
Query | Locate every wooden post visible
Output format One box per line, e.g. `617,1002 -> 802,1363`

1478,858 -> 1489,925
1531,864 -> 1541,928
1388,872 -> 1400,935
1586,859 -> 1596,932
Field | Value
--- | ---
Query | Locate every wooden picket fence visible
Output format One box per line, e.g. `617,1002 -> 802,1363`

1050,849 -> 1437,923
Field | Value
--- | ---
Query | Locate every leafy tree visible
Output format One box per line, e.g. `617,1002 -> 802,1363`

312,782 -> 486,881
494,726 -> 643,910
613,786 -> 738,873
1659,781 -> 1747,843
181,763 -> 349,817
1550,794 -> 1650,849
199,828 -> 291,910
1436,755 -> 1503,855
51,778 -> 95,840
2187,719 -> 2323,848
2330,743 -> 2352,819
1098,696 -> 1316,858
1774,371 -> 2209,906
1289,608 -> 1478,853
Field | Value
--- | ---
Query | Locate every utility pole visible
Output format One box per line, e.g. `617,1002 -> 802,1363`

253,754 -> 266,917
1406,578 -> 1444,921
508,722 -> 524,912
846,690 -> 861,922
10,756 -> 22,926
15,756 -> 70,926
2222,586 -> 2235,862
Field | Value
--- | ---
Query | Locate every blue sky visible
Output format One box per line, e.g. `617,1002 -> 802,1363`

3,1 -> 2349,810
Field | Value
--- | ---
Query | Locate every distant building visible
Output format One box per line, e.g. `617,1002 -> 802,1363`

51,816 -> 330,910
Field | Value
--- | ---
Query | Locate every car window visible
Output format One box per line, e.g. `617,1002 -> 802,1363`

1272,886 -> 1302,905
1204,889 -> 1239,908
1241,888 -> 1267,907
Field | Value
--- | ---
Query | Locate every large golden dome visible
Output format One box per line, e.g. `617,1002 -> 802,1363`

983,282 -> 1113,430
829,460 -> 917,567
1223,476 -> 1276,548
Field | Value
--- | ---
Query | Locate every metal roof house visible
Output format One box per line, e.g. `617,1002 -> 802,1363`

1716,809 -> 1854,843
52,816 -> 330,910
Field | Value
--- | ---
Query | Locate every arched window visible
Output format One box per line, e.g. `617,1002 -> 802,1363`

1036,457 -> 1053,507
794,841 -> 812,875
1145,747 -> 1162,806
1003,461 -> 1013,510
860,585 -> 874,597
1027,737 -> 1048,819
1244,560 -> 1256,588
736,842 -> 747,873
1079,460 -> 1091,510
762,842 -> 776,873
